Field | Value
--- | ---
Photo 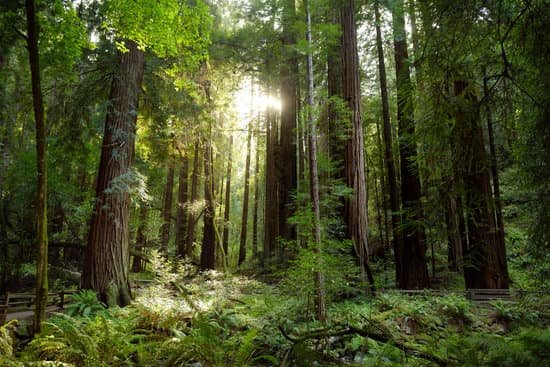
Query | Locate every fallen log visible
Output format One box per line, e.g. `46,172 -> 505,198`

279,324 -> 453,366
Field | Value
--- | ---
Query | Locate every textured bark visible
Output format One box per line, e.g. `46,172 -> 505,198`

238,127 -> 252,265
185,141 -> 201,259
340,0 -> 374,288
453,81 -> 509,289
160,159 -> 175,253
306,1 -> 327,322
375,0 -> 402,276
82,40 -> 145,306
484,77 -> 506,253
175,154 -> 189,257
201,141 -> 216,270
26,0 -> 48,332
222,136 -> 233,260
132,205 -> 148,273
391,0 -> 430,289
278,0 -> 298,244
263,106 -> 279,262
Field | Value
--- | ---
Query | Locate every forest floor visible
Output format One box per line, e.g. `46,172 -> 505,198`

1,259 -> 549,367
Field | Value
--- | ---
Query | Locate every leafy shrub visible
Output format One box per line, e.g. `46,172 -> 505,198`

435,294 -> 473,324
66,290 -> 106,318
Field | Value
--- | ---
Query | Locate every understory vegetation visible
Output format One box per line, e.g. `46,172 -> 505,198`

1,253 -> 548,367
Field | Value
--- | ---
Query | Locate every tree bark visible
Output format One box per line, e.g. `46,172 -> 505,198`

185,140 -> 202,259
160,159 -> 175,253
340,0 -> 375,289
82,40 -> 145,306
238,126 -> 252,265
278,0 -> 298,245
201,140 -> 216,270
391,0 -> 430,289
483,77 -> 506,253
453,80 -> 509,289
222,135 -> 233,262
263,104 -> 279,262
25,0 -> 48,332
175,154 -> 189,257
306,0 -> 327,322
375,0 -> 403,283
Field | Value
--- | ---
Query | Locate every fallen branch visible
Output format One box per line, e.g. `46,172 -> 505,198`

279,324 -> 453,366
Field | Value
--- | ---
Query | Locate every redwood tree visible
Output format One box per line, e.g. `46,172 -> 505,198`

391,0 -> 430,289
339,0 -> 374,288
82,40 -> 145,306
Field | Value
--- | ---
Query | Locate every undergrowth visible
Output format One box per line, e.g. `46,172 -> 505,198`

2,255 -> 547,366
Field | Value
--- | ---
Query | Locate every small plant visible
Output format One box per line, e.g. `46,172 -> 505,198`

66,290 -> 106,318
435,294 -> 473,324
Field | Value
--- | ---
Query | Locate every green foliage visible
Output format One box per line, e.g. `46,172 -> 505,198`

103,0 -> 211,63
65,290 -> 106,318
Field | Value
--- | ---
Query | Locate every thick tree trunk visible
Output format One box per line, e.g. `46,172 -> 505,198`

175,154 -> 189,257
239,127 -> 252,265
222,136 -> 233,261
25,0 -> 48,332
278,0 -> 298,245
185,141 -> 201,259
340,0 -> 375,289
201,140 -> 216,270
82,40 -> 145,306
454,81 -> 509,289
483,77 -> 506,252
160,159 -> 175,253
306,1 -> 327,322
375,0 -> 403,283
263,106 -> 279,262
132,204 -> 148,273
327,5 -> 346,241
391,0 -> 430,289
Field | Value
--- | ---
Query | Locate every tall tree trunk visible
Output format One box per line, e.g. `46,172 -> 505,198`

201,140 -> 216,270
160,159 -> 175,253
175,154 -> 189,257
327,5 -> 345,240
25,0 -> 48,332
239,126 -> 252,265
263,105 -> 279,262
222,135 -> 233,261
252,114 -> 261,258
454,81 -> 509,289
278,0 -> 298,245
132,204 -> 148,272
375,0 -> 401,278
483,77 -> 506,253
82,40 -> 145,306
185,140 -> 202,259
391,0 -> 430,289
340,0 -> 375,289
306,1 -> 327,322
